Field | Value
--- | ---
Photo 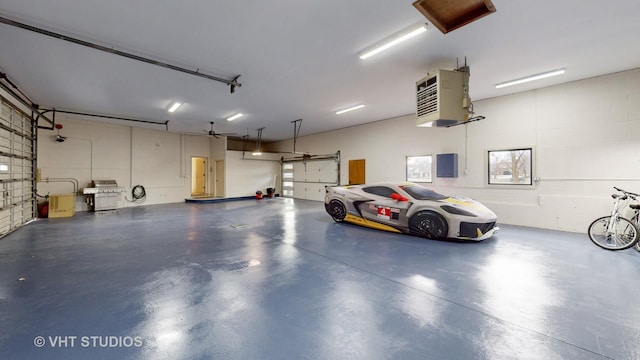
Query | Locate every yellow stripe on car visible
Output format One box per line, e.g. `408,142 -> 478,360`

443,197 -> 477,208
344,214 -> 402,233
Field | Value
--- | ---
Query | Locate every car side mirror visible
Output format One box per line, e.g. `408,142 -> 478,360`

391,193 -> 408,202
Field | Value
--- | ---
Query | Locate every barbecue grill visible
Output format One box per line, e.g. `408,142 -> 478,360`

83,180 -> 126,211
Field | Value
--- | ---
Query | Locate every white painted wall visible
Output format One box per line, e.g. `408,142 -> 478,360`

271,68 -> 640,232
225,151 -> 281,197
36,116 -> 278,210
35,68 -> 640,231
209,135 -> 226,195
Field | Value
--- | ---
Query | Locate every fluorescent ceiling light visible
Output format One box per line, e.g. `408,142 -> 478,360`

495,69 -> 566,89
252,151 -> 262,156
359,23 -> 427,60
335,104 -> 365,115
226,113 -> 243,121
167,102 -> 182,113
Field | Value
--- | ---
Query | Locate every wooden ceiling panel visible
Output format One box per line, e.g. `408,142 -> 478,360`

413,0 -> 496,34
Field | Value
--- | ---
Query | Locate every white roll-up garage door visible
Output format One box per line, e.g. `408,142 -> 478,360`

0,95 -> 36,236
281,152 -> 340,201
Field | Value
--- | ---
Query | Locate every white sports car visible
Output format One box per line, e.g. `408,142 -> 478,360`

325,182 -> 498,241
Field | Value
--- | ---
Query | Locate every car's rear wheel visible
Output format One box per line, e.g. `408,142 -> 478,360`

409,211 -> 448,239
327,200 -> 347,222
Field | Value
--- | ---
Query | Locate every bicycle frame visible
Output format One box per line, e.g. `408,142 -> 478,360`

588,187 -> 640,250
631,207 -> 639,222
607,194 -> 629,234
631,206 -> 640,252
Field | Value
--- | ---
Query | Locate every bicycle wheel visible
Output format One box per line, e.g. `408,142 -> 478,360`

635,242 -> 640,252
588,216 -> 639,250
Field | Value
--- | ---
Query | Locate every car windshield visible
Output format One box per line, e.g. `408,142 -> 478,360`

400,184 -> 448,200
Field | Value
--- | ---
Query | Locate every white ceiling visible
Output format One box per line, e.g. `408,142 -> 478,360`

1,0 -> 639,141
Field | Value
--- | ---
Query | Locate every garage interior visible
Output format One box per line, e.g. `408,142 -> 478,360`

1,1 -> 640,359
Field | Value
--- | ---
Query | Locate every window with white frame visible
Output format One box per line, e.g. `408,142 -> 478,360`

282,163 -> 294,197
488,148 -> 533,185
406,155 -> 433,183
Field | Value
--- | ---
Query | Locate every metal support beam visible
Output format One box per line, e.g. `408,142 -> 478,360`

254,127 -> 265,153
281,151 -> 340,163
0,14 -> 242,93
445,115 -> 485,127
41,109 -> 169,130
0,76 -> 54,127
241,134 -> 250,158
291,119 -> 302,154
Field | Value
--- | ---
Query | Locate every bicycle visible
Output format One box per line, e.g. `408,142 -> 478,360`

587,187 -> 640,250
627,201 -> 640,252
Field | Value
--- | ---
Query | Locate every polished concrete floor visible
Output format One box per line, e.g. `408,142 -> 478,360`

1,198 -> 639,360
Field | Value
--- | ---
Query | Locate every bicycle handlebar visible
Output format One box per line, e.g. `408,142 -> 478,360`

614,186 -> 640,198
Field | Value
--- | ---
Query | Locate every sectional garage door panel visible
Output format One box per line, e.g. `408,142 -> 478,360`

0,97 -> 37,237
296,182 -> 330,201
282,152 -> 340,201
291,160 -> 338,182
292,162 -> 307,182
314,160 -> 340,183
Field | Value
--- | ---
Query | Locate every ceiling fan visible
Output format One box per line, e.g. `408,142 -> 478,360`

203,121 -> 236,138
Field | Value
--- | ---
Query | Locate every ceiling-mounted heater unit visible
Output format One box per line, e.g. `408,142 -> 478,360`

416,68 -> 470,127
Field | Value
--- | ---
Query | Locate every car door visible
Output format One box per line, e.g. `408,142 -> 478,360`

359,186 -> 412,229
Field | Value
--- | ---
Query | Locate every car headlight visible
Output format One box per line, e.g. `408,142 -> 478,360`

441,205 -> 477,217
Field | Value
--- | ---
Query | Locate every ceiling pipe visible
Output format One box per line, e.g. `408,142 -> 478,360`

0,14 -> 242,93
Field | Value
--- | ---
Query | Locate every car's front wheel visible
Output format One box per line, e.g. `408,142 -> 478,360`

409,211 -> 448,239
327,200 -> 347,222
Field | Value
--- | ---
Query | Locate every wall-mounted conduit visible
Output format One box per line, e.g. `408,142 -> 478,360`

40,177 -> 79,194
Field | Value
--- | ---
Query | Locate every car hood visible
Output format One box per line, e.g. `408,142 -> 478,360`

441,196 -> 497,218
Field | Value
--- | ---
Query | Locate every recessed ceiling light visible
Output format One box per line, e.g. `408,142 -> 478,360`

167,102 -> 182,113
226,113 -> 243,121
496,69 -> 566,89
358,23 -> 427,60
335,104 -> 365,115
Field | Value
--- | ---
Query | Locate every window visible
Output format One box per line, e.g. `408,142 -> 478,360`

400,184 -> 448,200
406,155 -> 433,183
282,163 -> 294,197
488,148 -> 533,185
362,186 -> 396,198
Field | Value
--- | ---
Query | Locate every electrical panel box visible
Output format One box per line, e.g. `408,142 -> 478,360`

437,153 -> 458,178
416,69 -> 470,127
48,194 -> 76,218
